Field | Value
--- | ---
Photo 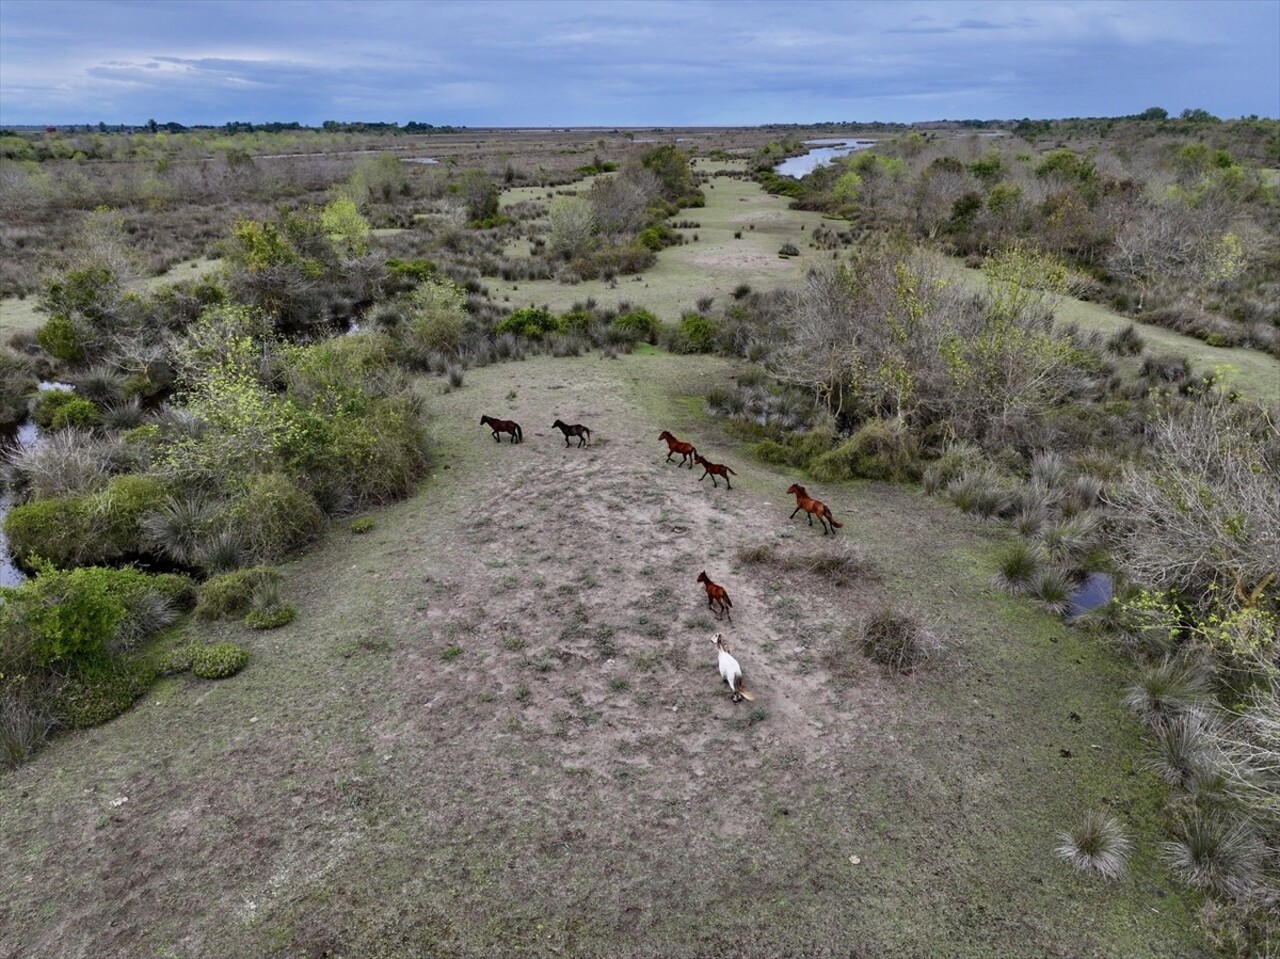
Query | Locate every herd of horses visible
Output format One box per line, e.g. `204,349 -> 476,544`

477,416 -> 846,703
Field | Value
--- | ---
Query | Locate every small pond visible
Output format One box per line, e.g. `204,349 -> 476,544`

774,138 -> 875,178
1066,572 -> 1114,619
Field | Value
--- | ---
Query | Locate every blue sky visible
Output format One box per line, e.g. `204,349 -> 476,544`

1,0 -> 1277,126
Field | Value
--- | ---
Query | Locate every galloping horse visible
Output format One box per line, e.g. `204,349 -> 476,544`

658,430 -> 698,468
696,570 -> 734,622
786,483 -> 843,535
480,415 -> 522,443
694,453 -> 737,489
551,419 -> 591,448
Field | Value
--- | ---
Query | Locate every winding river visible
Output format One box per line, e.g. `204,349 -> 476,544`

774,138 -> 875,177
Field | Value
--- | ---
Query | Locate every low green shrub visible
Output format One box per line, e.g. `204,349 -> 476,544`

195,566 -> 283,620
191,643 -> 249,679
52,658 -> 156,728
244,603 -> 296,630
155,642 -> 200,676
0,563 -> 126,669
240,577 -> 294,629
32,389 -> 85,429
93,473 -> 170,558
49,397 -> 99,430
350,517 -> 375,534
3,496 -> 94,569
612,308 -> 660,344
494,307 -> 563,340
668,312 -> 719,354
35,313 -> 89,363
810,418 -> 918,483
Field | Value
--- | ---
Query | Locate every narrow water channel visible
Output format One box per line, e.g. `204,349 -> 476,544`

774,138 -> 875,178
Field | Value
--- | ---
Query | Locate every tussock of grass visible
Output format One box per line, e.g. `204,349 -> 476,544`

993,540 -> 1046,594
1164,809 -> 1266,901
1056,810 -> 1133,880
1122,659 -> 1213,729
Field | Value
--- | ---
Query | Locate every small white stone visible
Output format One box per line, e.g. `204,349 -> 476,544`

249,717 -> 258,723
849,855 -> 861,865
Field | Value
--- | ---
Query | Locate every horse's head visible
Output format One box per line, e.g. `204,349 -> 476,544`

696,570 -> 708,584
552,419 -> 564,428
712,632 -> 728,651
787,483 -> 806,496
480,415 -> 489,425
658,430 -> 672,441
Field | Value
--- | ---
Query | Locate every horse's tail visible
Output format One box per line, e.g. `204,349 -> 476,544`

514,423 -> 523,441
726,466 -> 737,475
724,592 -> 733,609
737,685 -> 754,702
825,507 -> 843,528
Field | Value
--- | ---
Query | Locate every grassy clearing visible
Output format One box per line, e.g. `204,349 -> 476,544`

934,254 -> 1280,405
1,258 -> 226,343
0,295 -> 42,340
492,172 -> 839,321
0,350 -> 1205,958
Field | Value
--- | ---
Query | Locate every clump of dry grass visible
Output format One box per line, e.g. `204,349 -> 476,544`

736,539 -> 875,586
854,604 -> 947,674
1056,810 -> 1133,880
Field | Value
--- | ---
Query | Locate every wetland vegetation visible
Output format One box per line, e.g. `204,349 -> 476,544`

1,114 -> 1277,958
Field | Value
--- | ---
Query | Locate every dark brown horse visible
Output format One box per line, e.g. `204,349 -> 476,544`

696,570 -> 733,622
694,453 -> 736,489
658,430 -> 697,468
481,415 -> 522,443
787,483 -> 843,535
552,419 -> 591,447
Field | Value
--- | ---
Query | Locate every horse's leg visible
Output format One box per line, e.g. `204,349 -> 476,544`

807,511 -> 814,526
790,506 -> 801,519
724,475 -> 732,490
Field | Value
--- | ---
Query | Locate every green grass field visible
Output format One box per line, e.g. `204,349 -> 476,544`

494,170 -> 842,321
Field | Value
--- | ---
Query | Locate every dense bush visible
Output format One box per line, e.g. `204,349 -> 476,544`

3,496 -> 95,569
809,418 -> 918,483
0,564 -> 126,669
195,566 -> 283,620
667,312 -> 719,354
3,473 -> 169,570
563,243 -> 655,281
611,308 -> 661,344
51,658 -> 156,728
32,388 -> 86,429
224,472 -> 327,563
494,307 -> 563,340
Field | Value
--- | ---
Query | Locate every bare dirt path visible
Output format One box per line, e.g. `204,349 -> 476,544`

0,351 -> 1204,959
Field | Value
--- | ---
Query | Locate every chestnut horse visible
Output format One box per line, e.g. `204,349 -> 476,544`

551,419 -> 591,447
696,570 -> 733,622
658,430 -> 697,468
786,483 -> 843,535
480,415 -> 522,443
694,453 -> 736,489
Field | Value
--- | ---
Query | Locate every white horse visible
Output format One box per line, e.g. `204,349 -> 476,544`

713,633 -> 753,702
